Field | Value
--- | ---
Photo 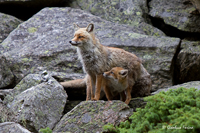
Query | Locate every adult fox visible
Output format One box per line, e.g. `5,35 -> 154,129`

68,23 -> 151,104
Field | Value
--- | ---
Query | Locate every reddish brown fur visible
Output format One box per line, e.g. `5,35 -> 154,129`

69,23 -> 152,104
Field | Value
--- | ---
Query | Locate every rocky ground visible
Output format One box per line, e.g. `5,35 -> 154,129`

0,0 -> 200,132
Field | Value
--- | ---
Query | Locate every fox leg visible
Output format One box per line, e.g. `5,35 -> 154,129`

93,74 -> 103,101
125,86 -> 132,104
102,80 -> 112,101
120,91 -> 126,102
86,76 -> 92,101
90,76 -> 96,100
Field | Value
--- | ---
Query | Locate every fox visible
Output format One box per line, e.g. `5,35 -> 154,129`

60,67 -> 128,102
69,23 -> 151,104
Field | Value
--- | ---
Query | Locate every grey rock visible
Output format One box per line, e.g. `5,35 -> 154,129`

0,12 -> 22,43
152,81 -> 200,95
71,0 -> 165,36
53,100 -> 132,133
0,102 -> 15,123
0,122 -> 31,133
0,55 -> 14,88
149,0 -> 200,32
174,40 -> 200,84
0,89 -> 12,101
0,7 -> 180,90
4,73 -> 68,132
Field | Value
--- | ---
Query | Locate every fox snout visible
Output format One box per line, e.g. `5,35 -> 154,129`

69,40 -> 80,46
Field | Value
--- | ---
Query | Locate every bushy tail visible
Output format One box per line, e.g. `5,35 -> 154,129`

60,78 -> 86,89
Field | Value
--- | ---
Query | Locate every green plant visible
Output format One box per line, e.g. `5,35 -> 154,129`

103,87 -> 200,133
39,127 -> 52,133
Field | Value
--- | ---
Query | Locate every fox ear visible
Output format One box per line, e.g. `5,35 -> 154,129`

119,69 -> 128,78
73,23 -> 80,31
86,23 -> 94,33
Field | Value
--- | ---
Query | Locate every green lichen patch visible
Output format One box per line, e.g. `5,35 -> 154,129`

28,27 -> 37,33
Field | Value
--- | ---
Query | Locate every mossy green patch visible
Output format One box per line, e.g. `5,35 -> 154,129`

103,87 -> 200,133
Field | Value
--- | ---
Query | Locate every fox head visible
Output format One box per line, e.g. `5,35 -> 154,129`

103,67 -> 128,84
69,23 -> 95,47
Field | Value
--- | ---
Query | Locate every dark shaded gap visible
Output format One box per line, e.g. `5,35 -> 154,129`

0,1 -> 72,21
170,40 -> 182,85
149,16 -> 200,41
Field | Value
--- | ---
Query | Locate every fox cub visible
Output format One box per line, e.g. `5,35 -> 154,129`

60,67 -> 129,103
69,23 -> 152,104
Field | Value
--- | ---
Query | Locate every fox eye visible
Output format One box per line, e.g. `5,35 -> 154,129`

78,36 -> 84,39
111,71 -> 114,74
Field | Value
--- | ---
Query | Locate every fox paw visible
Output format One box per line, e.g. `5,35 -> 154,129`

91,98 -> 98,101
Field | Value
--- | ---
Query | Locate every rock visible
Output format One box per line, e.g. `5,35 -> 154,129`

152,81 -> 200,95
4,73 -> 68,132
53,100 -> 132,133
0,12 -> 22,43
0,7 -> 180,90
0,55 -> 15,88
49,71 -> 85,82
149,0 -> 200,33
0,122 -> 31,133
174,40 -> 200,84
190,0 -> 200,13
63,100 -> 82,114
128,97 -> 147,112
0,102 -> 15,123
0,89 -> 12,101
3,74 -> 43,105
71,0 -> 165,36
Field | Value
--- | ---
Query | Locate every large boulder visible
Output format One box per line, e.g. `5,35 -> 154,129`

0,12 -> 22,43
70,0 -> 165,36
4,73 -> 68,132
149,0 -> 200,33
53,100 -> 132,133
0,7 -> 180,90
0,122 -> 31,133
174,40 -> 200,84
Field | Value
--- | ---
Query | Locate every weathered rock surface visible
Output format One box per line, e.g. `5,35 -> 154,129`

0,7 -> 180,90
0,102 -> 15,123
4,73 -> 68,132
53,100 -> 132,133
174,40 -> 200,84
190,0 -> 200,13
128,97 -> 147,112
0,12 -> 22,43
0,89 -> 12,101
0,55 -> 15,88
152,81 -> 200,95
149,0 -> 200,33
71,0 -> 165,36
0,122 -> 31,133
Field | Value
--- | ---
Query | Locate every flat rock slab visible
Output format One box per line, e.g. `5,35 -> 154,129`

152,81 -> 200,95
53,100 -> 132,133
149,0 -> 200,32
0,122 -> 31,133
